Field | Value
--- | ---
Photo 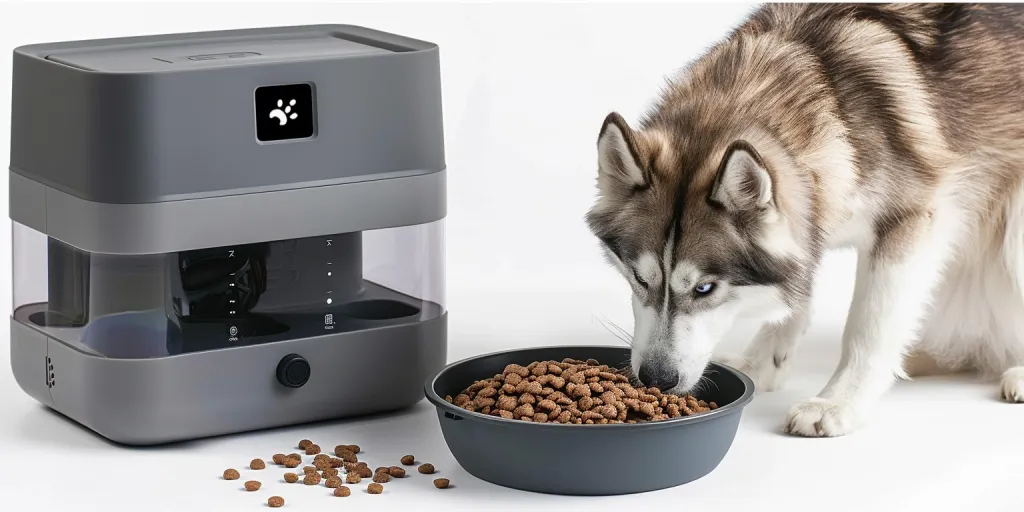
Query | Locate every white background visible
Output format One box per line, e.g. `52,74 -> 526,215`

0,2 -> 1021,511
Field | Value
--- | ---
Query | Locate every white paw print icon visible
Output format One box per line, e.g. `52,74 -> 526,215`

269,99 -> 298,126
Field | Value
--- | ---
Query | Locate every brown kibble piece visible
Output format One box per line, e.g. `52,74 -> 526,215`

283,473 -> 299,483
373,472 -> 391,483
401,455 -> 416,465
314,458 -> 331,470
283,458 -> 300,468
272,454 -> 286,465
334,486 -> 352,497
433,478 -> 451,489
287,453 -> 302,461
303,473 -> 321,485
367,483 -> 384,494
497,395 -> 518,411
303,466 -> 317,474
223,469 -> 240,480
298,439 -> 312,450
418,463 -> 435,474
346,473 -> 362,484
374,466 -> 388,475
388,466 -> 406,478
268,496 -> 284,508
346,444 -> 361,453
249,459 -> 266,470
357,466 -> 373,478
244,480 -> 261,492
305,444 -> 321,455
325,476 -> 343,488
513,403 -> 534,418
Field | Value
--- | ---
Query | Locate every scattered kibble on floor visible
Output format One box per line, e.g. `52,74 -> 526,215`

220,439 -> 454,505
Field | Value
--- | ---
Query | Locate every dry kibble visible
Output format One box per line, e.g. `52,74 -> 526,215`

283,473 -> 299,483
223,469 -> 240,480
433,478 -> 451,489
313,459 -> 331,470
287,453 -> 302,461
453,358 -> 716,424
334,486 -> 351,497
418,463 -> 435,475
302,466 -> 316,474
346,473 -> 362,484
305,444 -> 321,455
357,466 -> 373,478
346,444 -> 361,454
367,483 -> 384,494
272,454 -> 286,465
373,472 -> 391,483
244,480 -> 261,492
303,473 -> 321,485
249,459 -> 266,470
322,468 -> 339,478
388,466 -> 406,478
400,455 -> 416,465
268,496 -> 284,508
298,439 -> 313,450
283,458 -> 300,468
325,476 -> 343,488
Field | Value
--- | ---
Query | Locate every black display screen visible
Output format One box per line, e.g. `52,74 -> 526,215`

254,83 -> 316,142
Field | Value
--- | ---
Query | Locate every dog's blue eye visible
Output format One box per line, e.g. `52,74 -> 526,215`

694,282 -> 715,295
633,270 -> 649,288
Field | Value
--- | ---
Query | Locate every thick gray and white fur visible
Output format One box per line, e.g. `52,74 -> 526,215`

586,3 -> 1024,437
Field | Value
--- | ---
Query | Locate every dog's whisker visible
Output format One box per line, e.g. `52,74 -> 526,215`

594,314 -> 635,348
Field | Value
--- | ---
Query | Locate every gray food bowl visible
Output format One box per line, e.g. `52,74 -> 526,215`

424,345 -> 755,495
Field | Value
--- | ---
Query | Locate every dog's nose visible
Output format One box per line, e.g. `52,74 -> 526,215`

637,364 -> 679,390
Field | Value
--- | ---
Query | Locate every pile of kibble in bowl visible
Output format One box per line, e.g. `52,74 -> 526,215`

222,440 -> 450,507
445,358 -> 718,423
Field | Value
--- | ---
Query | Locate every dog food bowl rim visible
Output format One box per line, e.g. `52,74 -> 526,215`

425,344 -> 755,431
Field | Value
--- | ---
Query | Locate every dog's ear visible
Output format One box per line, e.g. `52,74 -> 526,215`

709,141 -> 775,211
596,112 -> 649,189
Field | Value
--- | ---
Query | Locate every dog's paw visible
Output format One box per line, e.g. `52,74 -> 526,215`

712,353 -> 786,393
1000,367 -> 1024,403
784,398 -> 858,437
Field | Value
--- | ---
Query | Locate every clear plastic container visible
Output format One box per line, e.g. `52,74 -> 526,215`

12,220 -> 445,359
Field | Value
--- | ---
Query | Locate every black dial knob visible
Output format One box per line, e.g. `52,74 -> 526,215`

276,354 -> 310,388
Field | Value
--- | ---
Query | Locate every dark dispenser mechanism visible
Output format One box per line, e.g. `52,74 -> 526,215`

8,25 -> 447,445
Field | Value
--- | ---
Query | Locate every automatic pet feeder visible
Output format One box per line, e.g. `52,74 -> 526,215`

8,25 -> 447,445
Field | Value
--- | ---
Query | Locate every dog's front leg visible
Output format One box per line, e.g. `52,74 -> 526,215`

784,212 -> 956,437
714,305 -> 811,393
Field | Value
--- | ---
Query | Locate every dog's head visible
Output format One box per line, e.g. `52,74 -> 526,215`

586,112 -> 814,393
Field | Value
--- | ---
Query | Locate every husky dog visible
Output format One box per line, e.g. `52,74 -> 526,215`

586,3 -> 1024,437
